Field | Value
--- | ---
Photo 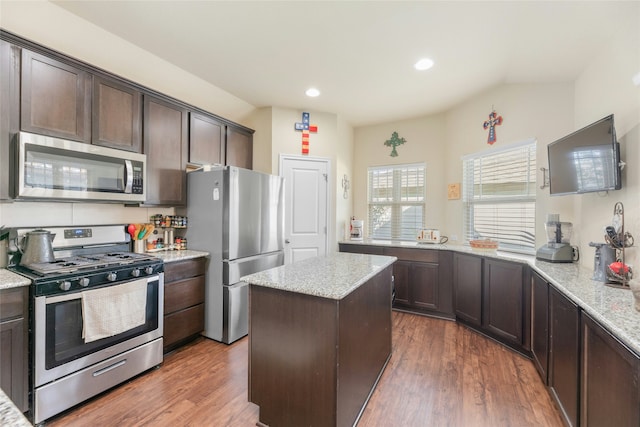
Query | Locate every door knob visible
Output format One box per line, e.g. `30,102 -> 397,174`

285,239 -> 290,244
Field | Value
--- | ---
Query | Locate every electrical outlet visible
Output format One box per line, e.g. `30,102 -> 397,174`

451,234 -> 458,241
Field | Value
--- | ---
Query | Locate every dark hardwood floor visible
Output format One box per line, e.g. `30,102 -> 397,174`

47,312 -> 563,426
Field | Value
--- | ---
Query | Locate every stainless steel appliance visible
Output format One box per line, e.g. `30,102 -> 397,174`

536,214 -> 577,263
589,242 -> 617,282
17,229 -> 56,266
8,225 -> 163,425
15,132 -> 146,203
183,166 -> 284,344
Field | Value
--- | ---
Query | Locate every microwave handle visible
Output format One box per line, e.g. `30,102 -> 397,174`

124,160 -> 133,194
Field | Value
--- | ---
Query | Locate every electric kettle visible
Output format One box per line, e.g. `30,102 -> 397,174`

19,229 -> 56,266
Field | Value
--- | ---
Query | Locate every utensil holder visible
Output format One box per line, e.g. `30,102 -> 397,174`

134,239 -> 146,253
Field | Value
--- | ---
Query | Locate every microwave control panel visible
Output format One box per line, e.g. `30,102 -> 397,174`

132,162 -> 144,194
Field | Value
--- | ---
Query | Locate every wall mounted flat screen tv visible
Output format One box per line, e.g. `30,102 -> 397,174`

548,114 -> 622,196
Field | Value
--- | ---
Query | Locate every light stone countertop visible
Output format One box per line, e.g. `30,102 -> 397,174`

0,268 -> 31,290
147,249 -> 209,263
0,389 -> 30,427
341,240 -> 640,356
242,252 -> 397,300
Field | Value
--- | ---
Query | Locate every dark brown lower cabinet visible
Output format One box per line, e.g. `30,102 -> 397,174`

531,271 -> 549,383
249,265 -> 392,427
339,244 -> 453,318
549,286 -> 580,427
581,312 -> 640,427
163,257 -> 206,353
0,286 -> 28,412
453,253 -> 482,326
483,258 -> 528,349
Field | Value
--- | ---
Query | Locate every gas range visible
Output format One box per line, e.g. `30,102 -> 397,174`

8,225 -> 163,296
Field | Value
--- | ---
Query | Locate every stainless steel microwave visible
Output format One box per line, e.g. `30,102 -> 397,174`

15,132 -> 146,203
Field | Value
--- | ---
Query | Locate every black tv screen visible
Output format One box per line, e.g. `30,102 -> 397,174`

548,114 -> 621,195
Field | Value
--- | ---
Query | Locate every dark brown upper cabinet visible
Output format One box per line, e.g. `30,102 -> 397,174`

189,112 -> 225,166
226,126 -> 253,169
92,75 -> 142,152
21,49 -> 91,143
1,40 -> 20,200
143,95 -> 188,206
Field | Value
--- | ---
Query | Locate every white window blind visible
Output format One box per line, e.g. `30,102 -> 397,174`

368,163 -> 425,240
462,140 -> 536,253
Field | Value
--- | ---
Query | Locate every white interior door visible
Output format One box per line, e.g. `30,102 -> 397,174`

280,155 -> 329,265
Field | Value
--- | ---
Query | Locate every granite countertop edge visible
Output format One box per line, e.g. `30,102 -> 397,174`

341,240 -> 640,356
150,249 -> 209,263
242,252 -> 397,300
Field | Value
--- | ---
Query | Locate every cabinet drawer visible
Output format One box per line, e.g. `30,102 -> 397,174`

164,303 -> 205,348
339,244 -> 385,255
0,287 -> 27,321
164,257 -> 206,282
383,247 -> 438,263
164,275 -> 205,314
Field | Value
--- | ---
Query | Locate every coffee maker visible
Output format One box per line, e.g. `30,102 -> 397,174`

536,214 -> 576,263
350,219 -> 364,241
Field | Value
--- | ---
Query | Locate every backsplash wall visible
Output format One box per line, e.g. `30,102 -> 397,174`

0,202 -> 174,229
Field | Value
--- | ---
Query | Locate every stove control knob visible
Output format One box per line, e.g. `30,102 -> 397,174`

144,266 -> 154,275
59,281 -> 72,291
107,272 -> 118,282
131,268 -> 141,278
79,277 -> 90,287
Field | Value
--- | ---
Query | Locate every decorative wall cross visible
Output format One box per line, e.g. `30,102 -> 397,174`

483,110 -> 503,145
384,131 -> 406,157
294,112 -> 318,155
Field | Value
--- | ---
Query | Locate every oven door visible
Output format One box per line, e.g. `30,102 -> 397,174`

16,131 -> 146,202
34,274 -> 163,387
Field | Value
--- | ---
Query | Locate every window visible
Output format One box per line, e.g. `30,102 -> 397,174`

368,163 -> 425,240
462,139 -> 536,253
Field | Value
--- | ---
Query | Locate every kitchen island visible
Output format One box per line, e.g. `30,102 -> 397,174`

242,252 -> 396,427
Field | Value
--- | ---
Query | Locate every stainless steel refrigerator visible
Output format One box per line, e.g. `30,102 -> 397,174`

184,166 -> 284,344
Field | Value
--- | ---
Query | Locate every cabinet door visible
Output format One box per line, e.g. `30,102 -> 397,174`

226,125 -> 253,169
0,287 -> 28,412
410,261 -> 439,311
0,40 -> 20,200
0,318 -> 26,412
189,112 -> 225,165
453,253 -> 482,326
531,271 -> 549,384
392,260 -> 410,307
92,75 -> 142,152
549,286 -> 580,427
581,313 -> 640,427
21,49 -> 91,142
483,259 -> 523,345
143,95 -> 188,206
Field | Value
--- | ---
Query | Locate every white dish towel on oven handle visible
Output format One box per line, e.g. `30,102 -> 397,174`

81,278 -> 148,343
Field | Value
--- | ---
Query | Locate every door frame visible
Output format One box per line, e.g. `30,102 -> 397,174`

279,154 -> 332,261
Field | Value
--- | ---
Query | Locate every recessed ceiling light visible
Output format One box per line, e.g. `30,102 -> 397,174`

305,88 -> 320,97
633,72 -> 640,86
414,58 -> 434,71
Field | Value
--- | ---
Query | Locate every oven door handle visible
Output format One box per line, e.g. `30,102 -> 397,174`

45,292 -> 82,304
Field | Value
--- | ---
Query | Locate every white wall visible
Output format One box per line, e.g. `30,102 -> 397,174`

353,114 -> 447,236
572,18 -> 640,270
352,83 -> 575,245
269,107 -> 354,250
443,83 -> 575,246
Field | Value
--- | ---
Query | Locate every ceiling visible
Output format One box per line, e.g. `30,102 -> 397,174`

52,1 -> 639,127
